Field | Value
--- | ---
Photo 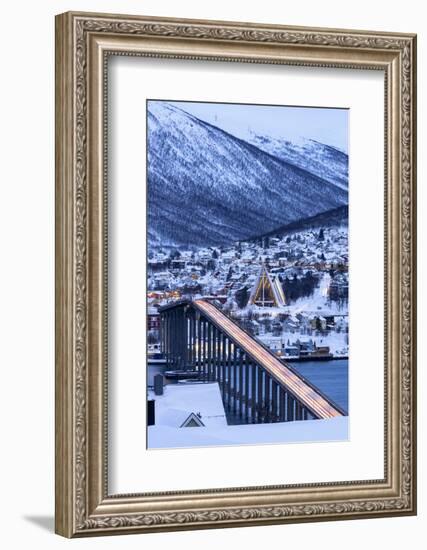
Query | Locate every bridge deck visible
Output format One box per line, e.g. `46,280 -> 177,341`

193,299 -> 343,420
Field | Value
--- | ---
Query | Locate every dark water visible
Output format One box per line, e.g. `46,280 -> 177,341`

290,359 -> 348,413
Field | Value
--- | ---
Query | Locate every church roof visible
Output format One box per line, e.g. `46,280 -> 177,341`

249,263 -> 286,307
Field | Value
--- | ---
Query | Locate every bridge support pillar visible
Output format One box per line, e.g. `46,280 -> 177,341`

164,312 -> 169,367
238,351 -> 243,417
216,328 -> 219,381
214,326 -> 219,382
222,335 -> 227,404
272,381 -> 278,422
233,344 -> 238,414
295,401 -> 302,421
257,367 -> 263,423
227,338 -> 232,409
250,362 -> 256,423
196,315 -> 201,372
207,323 -> 212,381
287,393 -> 295,422
202,319 -> 206,378
279,387 -> 286,422
264,374 -> 271,422
244,357 -> 250,422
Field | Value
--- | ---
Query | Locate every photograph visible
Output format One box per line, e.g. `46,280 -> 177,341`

146,99 -> 349,449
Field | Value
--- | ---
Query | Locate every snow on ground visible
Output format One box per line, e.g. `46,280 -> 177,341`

148,416 -> 348,450
148,382 -> 227,429
262,330 -> 348,356
148,381 -> 348,450
285,274 -> 346,316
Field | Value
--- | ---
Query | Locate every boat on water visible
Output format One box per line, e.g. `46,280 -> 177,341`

164,370 -> 201,380
282,354 -> 348,362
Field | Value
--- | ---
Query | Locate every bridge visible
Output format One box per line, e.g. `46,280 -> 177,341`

159,299 -> 345,424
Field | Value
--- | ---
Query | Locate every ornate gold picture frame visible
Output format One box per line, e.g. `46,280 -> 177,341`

55,11 -> 416,537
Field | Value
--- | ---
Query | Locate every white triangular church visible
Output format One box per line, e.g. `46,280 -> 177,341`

249,263 -> 286,308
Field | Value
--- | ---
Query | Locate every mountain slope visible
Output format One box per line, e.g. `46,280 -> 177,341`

147,102 -> 348,247
246,133 -> 348,191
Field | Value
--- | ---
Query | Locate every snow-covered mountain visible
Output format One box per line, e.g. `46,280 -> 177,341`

245,132 -> 348,191
147,102 -> 348,247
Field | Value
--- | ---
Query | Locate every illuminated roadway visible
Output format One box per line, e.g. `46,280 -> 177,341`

193,299 -> 343,420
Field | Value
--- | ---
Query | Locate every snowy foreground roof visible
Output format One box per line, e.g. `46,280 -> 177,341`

148,383 -> 227,430
148,382 -> 348,450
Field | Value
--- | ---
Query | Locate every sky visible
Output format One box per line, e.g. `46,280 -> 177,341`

168,100 -> 349,153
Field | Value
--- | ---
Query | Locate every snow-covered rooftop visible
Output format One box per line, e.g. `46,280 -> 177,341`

148,382 -> 227,430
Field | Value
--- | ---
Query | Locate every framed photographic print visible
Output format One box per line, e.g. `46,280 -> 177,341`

55,11 -> 417,537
